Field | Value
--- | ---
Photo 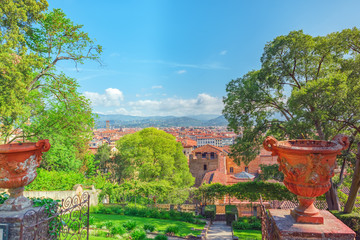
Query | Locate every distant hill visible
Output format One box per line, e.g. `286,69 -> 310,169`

205,115 -> 228,126
95,114 -> 228,128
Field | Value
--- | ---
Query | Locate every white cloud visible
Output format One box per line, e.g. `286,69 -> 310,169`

151,85 -> 163,89
123,93 -> 224,116
83,88 -> 124,107
220,50 -> 227,55
176,70 -> 187,74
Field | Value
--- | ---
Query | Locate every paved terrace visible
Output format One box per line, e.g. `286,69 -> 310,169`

207,221 -> 233,240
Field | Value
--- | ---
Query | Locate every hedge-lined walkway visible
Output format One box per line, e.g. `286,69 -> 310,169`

207,221 -> 232,240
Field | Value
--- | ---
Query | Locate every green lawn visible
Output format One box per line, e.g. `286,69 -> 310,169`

233,229 -> 262,240
90,236 -> 112,240
90,213 -> 204,238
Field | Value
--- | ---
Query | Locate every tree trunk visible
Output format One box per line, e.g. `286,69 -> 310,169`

315,127 -> 341,210
325,180 -> 341,210
343,143 -> 360,213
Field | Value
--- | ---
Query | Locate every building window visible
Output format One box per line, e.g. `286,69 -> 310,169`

230,167 -> 234,173
204,164 -> 207,170
245,166 -> 249,172
210,152 -> 215,159
202,153 -> 207,158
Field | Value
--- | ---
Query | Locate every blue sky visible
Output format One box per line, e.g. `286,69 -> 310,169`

49,0 -> 360,116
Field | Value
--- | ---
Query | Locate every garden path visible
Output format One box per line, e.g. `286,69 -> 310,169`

207,221 -> 232,240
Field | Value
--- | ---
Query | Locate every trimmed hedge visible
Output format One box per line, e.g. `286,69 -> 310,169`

204,205 -> 216,221
232,216 -> 261,230
331,210 -> 360,236
225,205 -> 238,226
91,204 -> 199,224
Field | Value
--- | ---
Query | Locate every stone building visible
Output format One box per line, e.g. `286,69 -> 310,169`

188,144 -> 277,187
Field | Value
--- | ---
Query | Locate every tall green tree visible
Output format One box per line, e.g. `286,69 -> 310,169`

223,29 -> 360,210
0,3 -> 101,171
115,128 -> 195,188
94,143 -> 111,171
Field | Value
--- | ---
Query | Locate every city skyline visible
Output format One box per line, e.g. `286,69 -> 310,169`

49,0 -> 360,116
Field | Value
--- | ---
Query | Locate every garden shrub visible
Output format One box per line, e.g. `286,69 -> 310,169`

131,228 -> 147,240
194,219 -> 206,225
25,169 -> 85,191
123,220 -> 137,230
164,225 -> 180,235
104,221 -> 114,229
143,224 -> 155,232
91,204 -> 198,224
110,225 -> 126,236
154,234 -> 168,240
89,216 -> 95,225
96,222 -> 105,229
204,205 -> 216,221
225,205 -> 238,226
232,216 -> 261,230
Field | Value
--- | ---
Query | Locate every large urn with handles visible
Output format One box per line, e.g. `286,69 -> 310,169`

263,135 -> 349,224
0,140 -> 50,211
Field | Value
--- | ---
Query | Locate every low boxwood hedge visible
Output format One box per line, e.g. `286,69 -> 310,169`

225,205 -> 238,226
204,205 -> 216,221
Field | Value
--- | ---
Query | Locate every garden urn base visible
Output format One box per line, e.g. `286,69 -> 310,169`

0,187 -> 32,211
269,209 -> 355,239
290,209 -> 323,224
290,196 -> 323,224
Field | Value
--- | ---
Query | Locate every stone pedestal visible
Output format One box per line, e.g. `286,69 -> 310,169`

269,209 -> 356,240
0,207 -> 41,240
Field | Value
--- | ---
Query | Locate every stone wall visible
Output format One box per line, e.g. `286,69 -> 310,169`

23,186 -> 100,206
189,156 -> 219,186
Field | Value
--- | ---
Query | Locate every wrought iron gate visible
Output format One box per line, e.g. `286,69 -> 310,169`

21,192 -> 90,240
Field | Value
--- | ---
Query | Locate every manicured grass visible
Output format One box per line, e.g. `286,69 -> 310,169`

91,213 -> 204,237
90,236 -> 114,240
233,229 -> 262,240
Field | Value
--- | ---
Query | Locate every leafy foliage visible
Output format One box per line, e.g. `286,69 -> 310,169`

164,225 -> 180,235
91,204 -> 200,224
194,181 -> 294,204
25,168 -> 109,190
204,205 -> 216,221
257,164 -> 284,181
0,192 -> 9,204
130,228 -> 147,240
232,216 -> 261,230
223,29 -> 359,164
0,3 -> 101,175
115,128 -> 194,188
223,28 -> 360,211
154,235 -> 168,240
143,223 -> 155,232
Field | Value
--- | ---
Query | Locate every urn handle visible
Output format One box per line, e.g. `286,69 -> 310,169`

36,139 -> 51,152
263,136 -> 278,154
332,134 -> 350,151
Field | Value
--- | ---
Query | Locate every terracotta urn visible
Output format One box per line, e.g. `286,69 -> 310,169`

0,139 -> 50,211
263,135 -> 349,224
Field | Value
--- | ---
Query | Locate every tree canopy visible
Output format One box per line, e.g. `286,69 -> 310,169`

0,2 -> 102,172
223,28 -> 360,211
115,128 -> 195,188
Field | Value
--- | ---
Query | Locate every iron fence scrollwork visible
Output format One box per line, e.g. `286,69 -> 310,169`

21,192 -> 90,240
